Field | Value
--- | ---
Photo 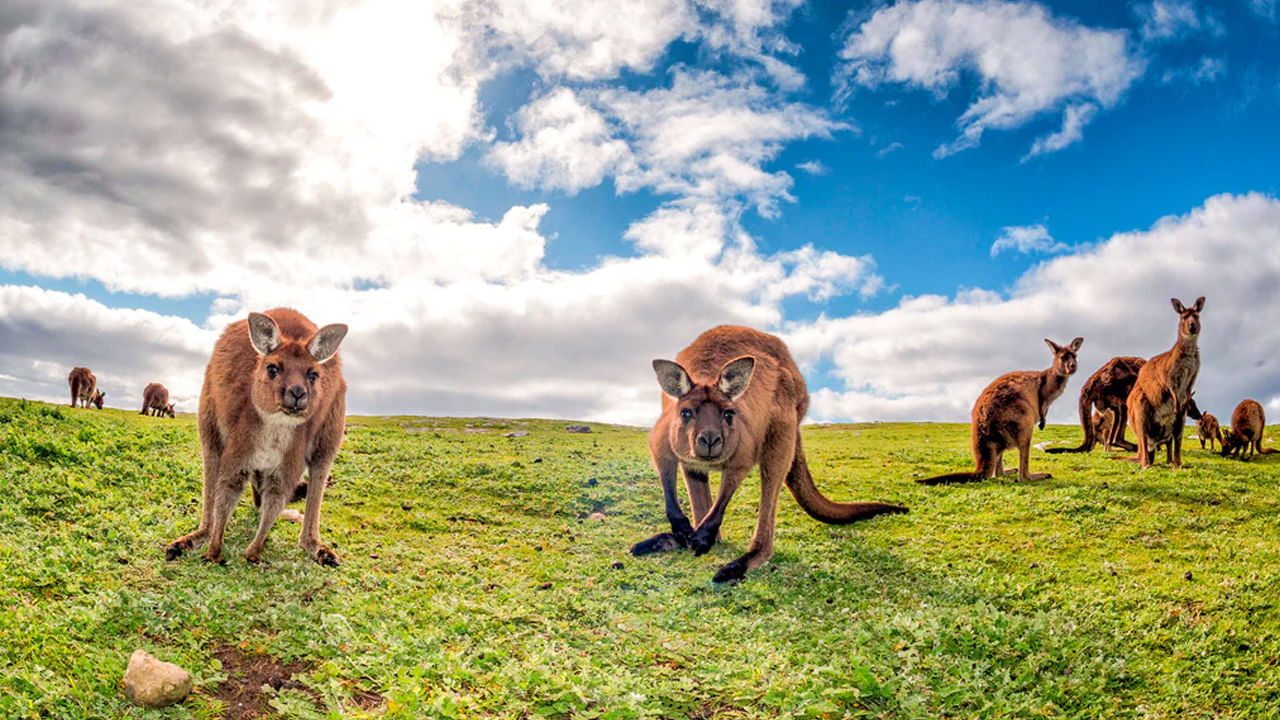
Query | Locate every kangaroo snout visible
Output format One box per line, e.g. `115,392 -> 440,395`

282,384 -> 309,412
696,430 -> 723,458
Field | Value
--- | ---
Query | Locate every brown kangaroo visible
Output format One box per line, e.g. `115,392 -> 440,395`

1125,297 -> 1203,469
1196,412 -> 1222,451
630,326 -> 907,583
1093,408 -> 1116,451
1220,399 -> 1275,459
1046,356 -> 1145,454
141,382 -> 176,418
68,367 -> 104,409
918,337 -> 1082,485
165,309 -> 348,566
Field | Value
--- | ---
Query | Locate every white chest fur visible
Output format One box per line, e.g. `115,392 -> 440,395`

248,414 -> 303,473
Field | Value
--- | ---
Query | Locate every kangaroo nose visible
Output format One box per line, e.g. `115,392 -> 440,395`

696,431 -> 723,456
283,385 -> 308,410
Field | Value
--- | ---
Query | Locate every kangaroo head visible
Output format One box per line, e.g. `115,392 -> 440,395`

248,312 -> 348,422
652,355 -> 755,463
1183,391 -> 1202,420
1043,337 -> 1083,376
165,403 -> 176,418
1171,296 -> 1204,340
92,390 -> 105,409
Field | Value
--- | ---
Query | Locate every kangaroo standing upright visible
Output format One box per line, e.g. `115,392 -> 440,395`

141,382 -> 175,418
165,309 -> 348,566
68,367 -> 104,409
918,337 -> 1083,485
630,326 -> 907,583
1196,412 -> 1222,451
1125,297 -> 1203,469
1046,356 -> 1145,454
1220,399 -> 1273,459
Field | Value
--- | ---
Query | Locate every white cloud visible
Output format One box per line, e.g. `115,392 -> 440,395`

1250,0 -> 1278,21
1023,102 -> 1098,159
796,160 -> 829,175
788,193 -> 1280,424
1160,56 -> 1227,85
836,0 -> 1144,158
876,142 -> 904,158
1135,0 -> 1202,41
989,224 -> 1068,256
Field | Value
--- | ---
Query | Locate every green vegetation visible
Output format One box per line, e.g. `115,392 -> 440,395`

1,396 -> 1277,718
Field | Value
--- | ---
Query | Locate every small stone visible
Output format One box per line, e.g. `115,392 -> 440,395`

538,581 -> 553,590
504,431 -> 530,438
565,424 -> 591,433
586,477 -> 598,487
533,458 -> 543,463
586,512 -> 607,522
400,503 -> 413,511
611,561 -> 625,570
123,649 -> 192,708
1029,562 -> 1039,569
1184,571 -> 1194,581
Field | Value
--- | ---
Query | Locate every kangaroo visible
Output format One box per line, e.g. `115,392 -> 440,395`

918,337 -> 1082,485
67,367 -> 104,409
630,326 -> 907,583
1093,408 -> 1116,451
1046,356 -> 1145,454
141,382 -> 176,418
1125,297 -> 1203,469
1197,412 -> 1222,451
165,309 -> 348,566
1220,399 -> 1275,459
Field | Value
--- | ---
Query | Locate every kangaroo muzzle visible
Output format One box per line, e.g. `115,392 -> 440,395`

282,384 -> 308,413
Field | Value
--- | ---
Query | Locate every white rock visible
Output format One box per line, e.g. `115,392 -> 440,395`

123,649 -> 192,708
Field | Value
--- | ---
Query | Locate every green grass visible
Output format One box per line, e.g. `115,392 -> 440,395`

1,395 -> 1278,719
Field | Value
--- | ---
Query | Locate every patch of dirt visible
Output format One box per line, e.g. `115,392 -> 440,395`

350,686 -> 384,710
212,644 -> 316,720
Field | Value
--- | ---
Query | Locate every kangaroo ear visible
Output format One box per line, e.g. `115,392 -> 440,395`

652,360 -> 692,399
248,312 -> 282,355
1069,337 -> 1083,352
718,355 -> 756,401
1044,338 -> 1062,354
1192,296 -> 1205,312
308,323 -> 348,363
1170,298 -> 1186,313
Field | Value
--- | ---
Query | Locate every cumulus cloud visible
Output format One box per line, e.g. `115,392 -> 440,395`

989,224 -> 1068,256
836,0 -> 1143,158
789,193 -> 1280,424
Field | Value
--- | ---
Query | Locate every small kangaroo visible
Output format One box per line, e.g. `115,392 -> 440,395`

165,309 -> 348,566
918,337 -> 1082,485
1046,356 -> 1145,454
141,382 -> 176,418
1196,411 -> 1222,451
68,367 -> 104,409
1125,297 -> 1203,469
1220,399 -> 1274,459
1093,408 -> 1117,451
630,325 -> 907,583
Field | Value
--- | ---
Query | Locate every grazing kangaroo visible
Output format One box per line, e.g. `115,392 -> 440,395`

918,337 -> 1082,485
1046,356 -> 1145,454
141,382 -> 176,418
1197,412 -> 1222,451
68,367 -> 104,409
165,309 -> 348,566
1220,399 -> 1275,459
1125,297 -> 1203,469
630,326 -> 907,583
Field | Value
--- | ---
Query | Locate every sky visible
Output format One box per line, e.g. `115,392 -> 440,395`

1,0 -> 1278,426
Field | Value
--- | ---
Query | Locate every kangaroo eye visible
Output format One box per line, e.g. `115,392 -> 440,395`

307,371 -> 319,384
679,408 -> 694,421
722,410 -> 735,424
266,364 -> 279,379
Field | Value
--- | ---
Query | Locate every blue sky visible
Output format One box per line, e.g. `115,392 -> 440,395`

1,0 -> 1278,424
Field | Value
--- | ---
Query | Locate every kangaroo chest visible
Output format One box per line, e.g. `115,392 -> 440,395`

247,419 -> 303,474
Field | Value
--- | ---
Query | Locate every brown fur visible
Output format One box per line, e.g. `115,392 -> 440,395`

68,367 -> 104,409
141,382 -> 175,418
1125,297 -> 1203,469
165,308 -> 348,566
1093,408 -> 1117,451
1046,356 -> 1145,453
1196,412 -> 1222,451
630,325 -> 907,583
919,337 -> 1082,485
1220,399 -> 1275,459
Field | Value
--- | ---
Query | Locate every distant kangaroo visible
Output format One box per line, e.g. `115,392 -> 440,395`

1046,356 -> 1145,454
1092,408 -> 1117,451
1196,413 -> 1222,451
67,367 -> 104,409
1220,399 -> 1275,459
918,337 -> 1082,485
1126,297 -> 1203,469
165,309 -> 348,566
630,326 -> 907,583
141,382 -> 176,418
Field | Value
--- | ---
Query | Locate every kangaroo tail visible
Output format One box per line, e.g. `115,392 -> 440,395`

1047,391 -> 1094,454
915,472 -> 984,485
786,435 -> 907,523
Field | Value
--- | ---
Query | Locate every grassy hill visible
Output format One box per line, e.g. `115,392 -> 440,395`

1,396 -> 1277,719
